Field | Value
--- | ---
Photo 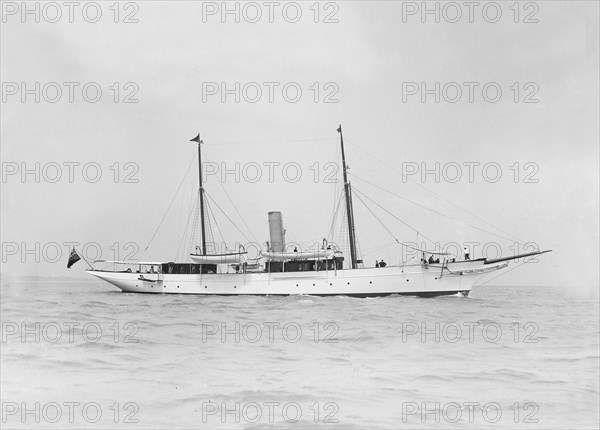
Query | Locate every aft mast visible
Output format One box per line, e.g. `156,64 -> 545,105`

190,133 -> 207,255
337,125 -> 358,269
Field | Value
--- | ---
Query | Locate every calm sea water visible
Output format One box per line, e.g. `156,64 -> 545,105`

1,278 -> 598,429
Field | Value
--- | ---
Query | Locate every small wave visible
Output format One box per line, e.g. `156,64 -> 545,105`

415,374 -> 454,383
544,355 -> 600,363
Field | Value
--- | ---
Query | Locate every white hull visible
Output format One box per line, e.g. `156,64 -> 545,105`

88,260 -> 508,297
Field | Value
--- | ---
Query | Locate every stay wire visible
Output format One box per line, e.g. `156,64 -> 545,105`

204,190 -> 254,245
351,174 -> 522,245
352,188 -> 442,255
144,152 -> 196,252
345,137 -> 525,245
175,194 -> 198,262
201,149 -> 259,243
352,185 -> 438,247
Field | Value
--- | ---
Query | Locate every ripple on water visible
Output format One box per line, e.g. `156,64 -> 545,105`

1,280 -> 598,429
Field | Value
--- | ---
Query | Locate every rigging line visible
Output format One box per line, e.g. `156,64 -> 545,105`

327,191 -> 345,242
144,152 -> 196,252
284,231 -> 303,251
203,206 -> 216,254
285,232 -> 302,248
187,195 -> 200,257
351,191 -> 401,242
362,241 -> 399,252
403,252 -> 420,266
204,137 -> 337,146
361,242 -> 399,256
176,161 -> 188,245
463,224 -> 525,245
187,154 -> 200,229
283,234 -> 317,250
331,142 -> 341,224
353,197 -> 454,256
181,164 -> 198,250
304,237 -> 332,247
283,231 -> 329,251
352,174 -> 454,220
203,190 -> 253,244
339,210 -> 351,268
202,190 -> 218,254
201,149 -> 259,243
352,185 -> 438,247
354,220 -> 363,261
175,194 -> 198,261
344,138 -> 525,245
338,203 -> 348,258
351,174 -> 523,245
204,197 -> 226,250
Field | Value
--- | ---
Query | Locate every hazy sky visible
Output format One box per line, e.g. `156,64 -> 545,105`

1,1 -> 598,295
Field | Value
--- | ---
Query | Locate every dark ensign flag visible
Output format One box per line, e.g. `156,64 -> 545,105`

190,134 -> 201,143
67,247 -> 81,269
